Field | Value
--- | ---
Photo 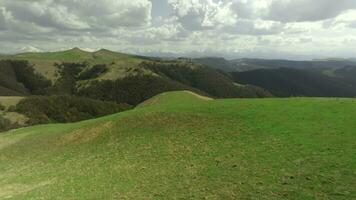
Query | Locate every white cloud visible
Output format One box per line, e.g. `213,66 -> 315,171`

267,0 -> 356,22
324,10 -> 356,29
168,0 -> 237,30
0,6 -> 12,30
17,45 -> 43,53
1,0 -> 356,59
1,0 -> 152,31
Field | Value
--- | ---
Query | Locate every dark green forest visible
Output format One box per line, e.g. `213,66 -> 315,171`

14,95 -> 131,125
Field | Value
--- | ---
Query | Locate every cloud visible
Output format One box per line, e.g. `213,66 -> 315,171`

168,0 -> 237,30
59,0 -> 152,28
3,1 -> 89,30
0,7 -> 11,30
323,10 -> 356,29
230,0 -> 271,19
1,0 -> 356,59
17,45 -> 43,53
1,0 -> 152,31
267,0 -> 356,22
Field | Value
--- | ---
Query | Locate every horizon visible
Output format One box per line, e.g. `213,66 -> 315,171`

1,0 -> 356,60
0,46 -> 356,61
2,47 -> 356,62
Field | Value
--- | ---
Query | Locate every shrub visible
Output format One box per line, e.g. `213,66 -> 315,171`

0,116 -> 12,132
51,62 -> 86,95
11,60 -> 52,95
77,75 -> 194,105
78,64 -> 108,80
15,95 -> 132,125
0,103 -> 5,111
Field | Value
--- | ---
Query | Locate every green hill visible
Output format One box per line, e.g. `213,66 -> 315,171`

0,50 -> 270,100
2,48 -> 146,81
1,91 -> 355,199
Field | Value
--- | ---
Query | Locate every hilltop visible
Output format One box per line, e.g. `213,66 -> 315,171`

0,91 -> 355,199
2,48 -> 145,81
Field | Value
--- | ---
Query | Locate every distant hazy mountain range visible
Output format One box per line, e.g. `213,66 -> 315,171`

194,57 -> 356,97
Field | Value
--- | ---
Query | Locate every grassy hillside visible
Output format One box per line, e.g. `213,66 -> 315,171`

2,48 -> 147,81
0,91 -> 355,199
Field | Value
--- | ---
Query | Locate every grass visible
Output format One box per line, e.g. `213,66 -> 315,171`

0,91 -> 355,199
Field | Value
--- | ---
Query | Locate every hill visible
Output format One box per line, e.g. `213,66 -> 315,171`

193,58 -> 356,97
0,49 -> 271,100
194,57 -> 356,73
232,68 -> 356,97
0,91 -> 355,199
193,57 -> 236,72
1,48 -> 147,81
0,50 -> 272,131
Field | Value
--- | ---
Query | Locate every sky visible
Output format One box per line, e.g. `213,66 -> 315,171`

1,0 -> 356,60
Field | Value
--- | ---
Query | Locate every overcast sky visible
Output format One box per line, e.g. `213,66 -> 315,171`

1,0 -> 356,59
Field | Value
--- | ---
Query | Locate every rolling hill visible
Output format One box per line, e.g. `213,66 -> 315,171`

0,91 -> 355,199
0,48 -> 271,99
0,49 -> 272,131
3,48 -> 356,132
232,68 -> 356,97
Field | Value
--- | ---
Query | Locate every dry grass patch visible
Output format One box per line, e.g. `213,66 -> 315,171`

183,91 -> 213,100
0,97 -> 24,109
59,121 -> 113,145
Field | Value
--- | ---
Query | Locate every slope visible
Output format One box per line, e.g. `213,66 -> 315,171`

2,48 -> 148,81
0,91 -> 355,199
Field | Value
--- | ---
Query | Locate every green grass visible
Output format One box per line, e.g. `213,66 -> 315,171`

0,91 -> 355,199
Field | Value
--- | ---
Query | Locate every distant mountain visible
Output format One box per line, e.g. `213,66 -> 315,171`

194,57 -> 356,74
232,68 -> 356,97
193,57 -> 236,72
194,57 -> 356,97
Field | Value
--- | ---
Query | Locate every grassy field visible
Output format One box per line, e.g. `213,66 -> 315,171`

0,91 -> 355,199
